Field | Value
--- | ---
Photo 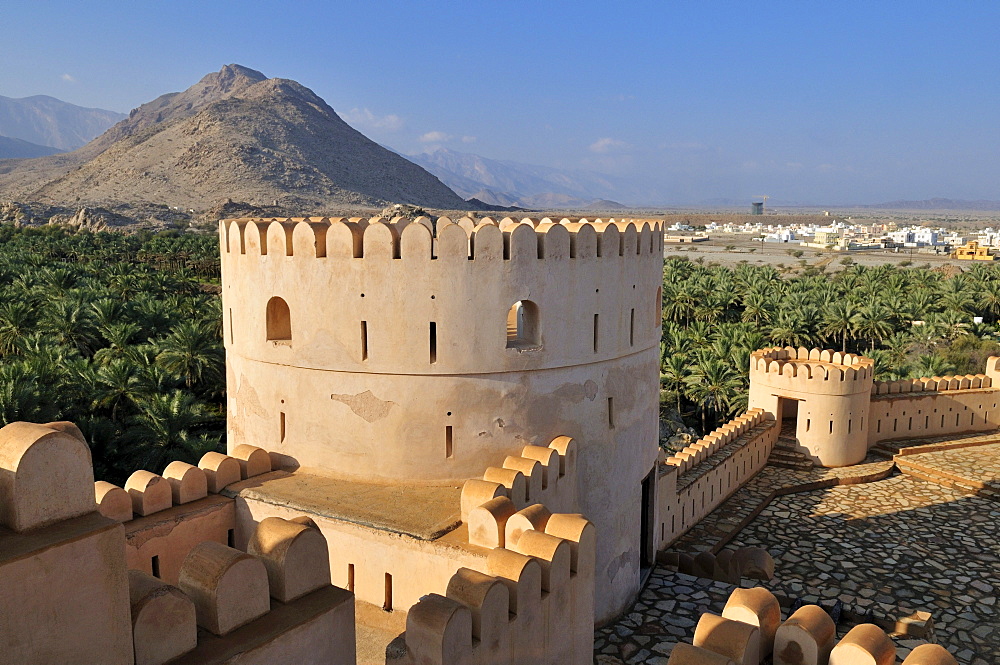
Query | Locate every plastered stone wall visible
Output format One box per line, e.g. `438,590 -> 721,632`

231,491 -> 488,614
749,348 -> 874,467
867,364 -> 1000,444
0,421 -> 355,665
220,216 -> 664,622
0,514 -> 134,664
658,411 -> 779,548
95,449 -> 271,584
868,390 -> 1000,442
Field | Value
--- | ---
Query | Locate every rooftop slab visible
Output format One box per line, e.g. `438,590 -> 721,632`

224,469 -> 463,540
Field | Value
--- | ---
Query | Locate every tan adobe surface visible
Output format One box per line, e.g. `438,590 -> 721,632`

225,469 -> 462,540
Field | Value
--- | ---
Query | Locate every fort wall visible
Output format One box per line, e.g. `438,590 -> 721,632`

94,447 -> 274,584
220,216 -> 664,623
657,410 -> 778,548
231,487 -> 485,614
397,512 -> 596,665
228,437 -> 581,615
221,217 -> 663,376
750,349 -> 1000,464
0,513 -> 134,664
867,367 -> 1000,445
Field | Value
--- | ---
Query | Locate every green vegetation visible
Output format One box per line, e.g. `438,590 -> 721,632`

0,225 -> 222,483
660,257 -> 1000,434
5,224 -> 1000,480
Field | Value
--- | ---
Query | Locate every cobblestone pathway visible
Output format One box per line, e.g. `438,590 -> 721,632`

594,571 -> 736,665
596,438 -> 1000,664
593,569 -> 933,665
596,474 -> 998,664
730,475 -> 999,665
673,454 -> 894,554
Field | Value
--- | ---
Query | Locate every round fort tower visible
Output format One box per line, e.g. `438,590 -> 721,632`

748,347 -> 874,467
219,215 -> 664,621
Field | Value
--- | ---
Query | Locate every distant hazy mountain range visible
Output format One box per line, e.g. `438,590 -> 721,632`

6,79 -> 1000,214
0,135 -> 63,159
860,198 -> 1000,211
406,147 -> 635,210
0,65 -> 470,211
0,95 -> 124,151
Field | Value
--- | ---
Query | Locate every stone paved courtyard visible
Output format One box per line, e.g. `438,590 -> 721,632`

731,474 -> 999,664
596,441 -> 1000,664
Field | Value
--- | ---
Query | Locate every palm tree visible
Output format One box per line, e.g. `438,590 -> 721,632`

770,309 -> 817,348
902,288 -> 936,323
821,301 -> 860,353
940,289 -> 974,317
934,310 -> 970,341
980,281 -> 1000,323
90,298 -> 128,331
685,358 -> 742,434
881,331 -> 913,368
693,293 -> 727,324
865,349 -> 905,382
0,301 -> 35,356
0,363 -> 51,424
855,303 -> 895,351
661,284 -> 695,326
91,359 -> 145,422
94,322 -> 142,365
686,320 -> 713,347
740,291 -> 772,327
155,321 -> 224,390
39,299 -> 98,354
908,353 -> 956,379
124,390 -> 221,471
663,325 -> 693,358
660,354 -> 689,414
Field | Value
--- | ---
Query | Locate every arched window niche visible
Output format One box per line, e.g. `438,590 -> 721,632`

266,296 -> 292,343
506,300 -> 541,350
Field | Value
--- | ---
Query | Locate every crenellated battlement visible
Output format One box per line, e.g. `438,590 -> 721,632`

460,436 -> 577,528
124,516 -> 353,664
221,214 -> 664,378
400,507 -> 596,664
665,409 -> 769,476
750,347 -> 875,394
657,411 -> 778,548
872,373 -> 993,396
0,422 -> 355,665
221,216 -> 664,261
95,445 -> 272,525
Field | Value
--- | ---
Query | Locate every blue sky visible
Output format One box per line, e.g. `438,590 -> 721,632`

3,1 -> 999,205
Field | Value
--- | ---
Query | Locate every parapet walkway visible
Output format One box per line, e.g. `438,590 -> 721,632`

671,453 -> 894,555
886,438 -> 1000,501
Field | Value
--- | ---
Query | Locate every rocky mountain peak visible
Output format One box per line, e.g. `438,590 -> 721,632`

0,65 -> 471,213
205,64 -> 268,92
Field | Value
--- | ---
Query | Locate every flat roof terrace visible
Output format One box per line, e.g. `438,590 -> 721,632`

224,469 -> 463,540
